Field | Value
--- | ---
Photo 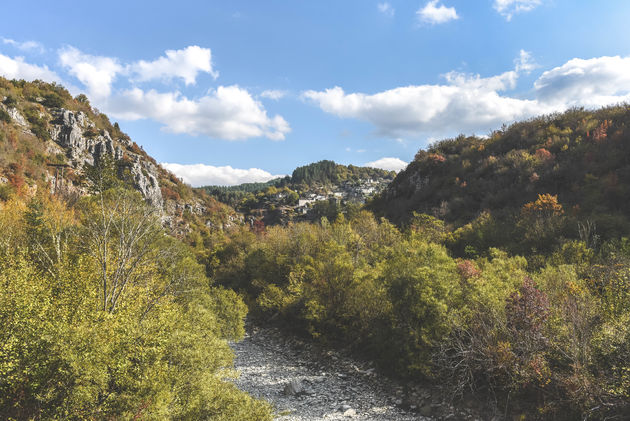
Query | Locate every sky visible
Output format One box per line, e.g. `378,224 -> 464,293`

1,0 -> 630,186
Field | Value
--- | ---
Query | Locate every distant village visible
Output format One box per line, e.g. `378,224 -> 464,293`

246,175 -> 394,226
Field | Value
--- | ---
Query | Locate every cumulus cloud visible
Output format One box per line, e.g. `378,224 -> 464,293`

305,52 -> 630,140
417,1 -> 459,25
161,162 -> 285,187
260,89 -> 288,100
303,56 -> 542,138
2,38 -> 44,53
129,45 -> 217,85
494,0 -> 542,21
364,157 -> 408,172
106,86 -> 291,140
534,55 -> 630,107
0,53 -> 60,82
59,47 -> 122,99
54,46 -> 290,141
378,2 -> 395,17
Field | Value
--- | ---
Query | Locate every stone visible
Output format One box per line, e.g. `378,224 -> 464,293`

284,380 -> 304,396
6,107 -> 28,126
343,408 -> 357,417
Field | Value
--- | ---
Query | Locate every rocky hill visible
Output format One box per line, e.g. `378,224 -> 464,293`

0,77 -> 236,237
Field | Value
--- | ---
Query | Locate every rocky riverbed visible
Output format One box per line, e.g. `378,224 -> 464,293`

231,324 -> 483,420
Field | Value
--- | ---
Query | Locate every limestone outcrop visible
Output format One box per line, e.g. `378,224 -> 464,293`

49,108 -> 163,207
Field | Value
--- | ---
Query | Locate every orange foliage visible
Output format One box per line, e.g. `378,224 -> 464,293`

522,193 -> 564,217
161,186 -> 181,202
428,153 -> 446,164
457,259 -> 481,280
592,120 -> 611,143
535,148 -> 553,161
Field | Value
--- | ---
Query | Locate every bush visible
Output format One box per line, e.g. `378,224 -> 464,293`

0,108 -> 10,123
2,95 -> 17,106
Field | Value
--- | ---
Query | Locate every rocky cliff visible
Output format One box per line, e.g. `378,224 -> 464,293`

48,108 -> 163,207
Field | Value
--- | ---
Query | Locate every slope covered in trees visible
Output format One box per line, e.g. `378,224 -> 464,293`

290,160 -> 394,186
370,105 -> 630,258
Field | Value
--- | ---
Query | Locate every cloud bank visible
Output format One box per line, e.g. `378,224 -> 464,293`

161,162 -> 285,187
364,157 -> 408,172
54,46 -> 290,141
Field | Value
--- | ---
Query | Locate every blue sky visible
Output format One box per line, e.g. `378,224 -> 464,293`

2,0 -> 630,185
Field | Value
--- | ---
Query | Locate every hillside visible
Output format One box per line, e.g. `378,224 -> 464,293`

200,160 -> 395,225
0,77 -> 236,237
370,105 -> 630,256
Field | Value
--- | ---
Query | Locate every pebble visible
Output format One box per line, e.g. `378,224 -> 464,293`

230,323 -> 429,420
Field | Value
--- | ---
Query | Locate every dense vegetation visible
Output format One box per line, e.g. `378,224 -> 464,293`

0,187 -> 272,419
207,210 -> 630,419
370,105 -> 630,261
202,178 -> 288,208
290,160 -> 394,186
200,106 -> 630,419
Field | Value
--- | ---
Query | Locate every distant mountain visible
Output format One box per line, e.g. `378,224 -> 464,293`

0,77 -> 236,236
199,160 -> 395,224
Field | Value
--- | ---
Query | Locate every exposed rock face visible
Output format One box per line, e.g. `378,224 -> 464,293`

49,108 -> 163,208
130,160 -> 163,208
3,106 -> 28,126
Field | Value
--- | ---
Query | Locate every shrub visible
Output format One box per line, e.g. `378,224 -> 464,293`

0,108 -> 10,123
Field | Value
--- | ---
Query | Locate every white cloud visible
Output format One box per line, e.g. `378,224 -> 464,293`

59,47 -> 122,99
305,52 -> 630,141
129,45 -> 217,85
515,49 -> 537,73
106,86 -> 291,140
303,61 -> 541,138
494,0 -> 542,21
54,46 -> 290,141
417,1 -> 458,25
378,2 -> 395,17
0,53 -> 60,82
364,157 -> 408,172
260,89 -> 288,100
2,38 -> 44,53
161,162 -> 285,187
534,55 -> 630,107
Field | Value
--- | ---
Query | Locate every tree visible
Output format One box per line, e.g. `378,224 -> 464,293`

80,188 -> 163,312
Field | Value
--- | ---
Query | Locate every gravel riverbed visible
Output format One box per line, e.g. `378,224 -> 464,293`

231,324 -> 441,420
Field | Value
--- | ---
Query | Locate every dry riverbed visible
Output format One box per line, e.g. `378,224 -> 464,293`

231,324 -> 484,420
